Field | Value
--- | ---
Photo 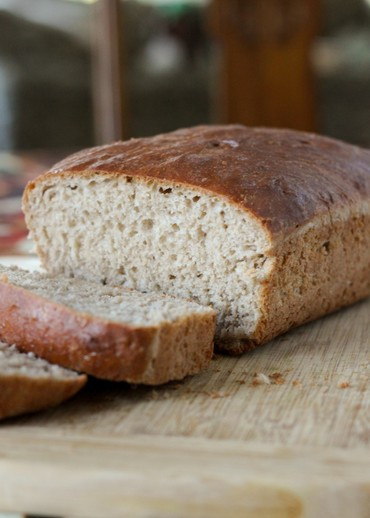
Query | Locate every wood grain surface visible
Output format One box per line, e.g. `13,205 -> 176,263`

0,257 -> 369,517
0,431 -> 369,518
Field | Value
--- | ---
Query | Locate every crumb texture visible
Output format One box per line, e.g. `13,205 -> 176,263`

24,176 -> 272,341
0,341 -> 80,379
23,125 -> 370,348
0,341 -> 86,420
0,266 -> 215,384
0,264 -> 213,327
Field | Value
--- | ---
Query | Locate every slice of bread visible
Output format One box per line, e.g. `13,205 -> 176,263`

0,341 -> 87,420
0,266 -> 215,384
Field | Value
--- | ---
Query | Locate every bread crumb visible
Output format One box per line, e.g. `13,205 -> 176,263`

270,372 -> 285,385
205,391 -> 230,399
150,389 -> 172,400
339,381 -> 350,389
251,373 -> 271,386
182,388 -> 230,399
292,379 -> 301,387
150,390 -> 159,400
251,372 -> 286,386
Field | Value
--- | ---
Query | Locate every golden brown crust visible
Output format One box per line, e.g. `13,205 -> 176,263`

220,210 -> 370,353
0,374 -> 87,420
25,125 -> 370,238
259,210 -> 370,343
0,280 -> 153,381
146,313 -> 215,384
22,125 -> 370,354
0,278 -> 215,383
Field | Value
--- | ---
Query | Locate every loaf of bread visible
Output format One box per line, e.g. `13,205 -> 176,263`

23,125 -> 370,353
0,266 -> 215,383
0,341 -> 86,420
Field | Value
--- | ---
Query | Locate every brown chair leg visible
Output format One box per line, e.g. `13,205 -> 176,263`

91,0 -> 126,144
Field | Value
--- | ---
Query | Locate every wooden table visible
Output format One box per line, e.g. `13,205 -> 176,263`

0,256 -> 369,517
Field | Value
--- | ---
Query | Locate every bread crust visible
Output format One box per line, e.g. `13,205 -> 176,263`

22,125 -> 370,352
0,278 -> 215,383
24,125 -> 370,239
258,209 -> 370,346
220,208 -> 370,353
0,373 -> 87,420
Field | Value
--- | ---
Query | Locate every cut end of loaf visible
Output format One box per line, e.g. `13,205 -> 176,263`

24,173 -> 274,344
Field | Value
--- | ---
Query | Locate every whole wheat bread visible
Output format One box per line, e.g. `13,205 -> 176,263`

22,125 -> 370,353
0,266 -> 215,384
0,341 -> 86,420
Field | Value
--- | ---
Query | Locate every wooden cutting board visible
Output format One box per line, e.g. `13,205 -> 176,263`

0,257 -> 369,518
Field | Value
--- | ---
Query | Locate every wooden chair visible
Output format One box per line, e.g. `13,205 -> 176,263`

209,0 -> 320,131
91,0 -> 320,143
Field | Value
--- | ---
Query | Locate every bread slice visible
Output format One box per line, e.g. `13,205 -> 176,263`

22,125 -> 370,353
0,341 -> 87,420
0,266 -> 215,384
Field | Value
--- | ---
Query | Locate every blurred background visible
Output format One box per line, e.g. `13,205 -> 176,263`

1,0 -> 370,253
